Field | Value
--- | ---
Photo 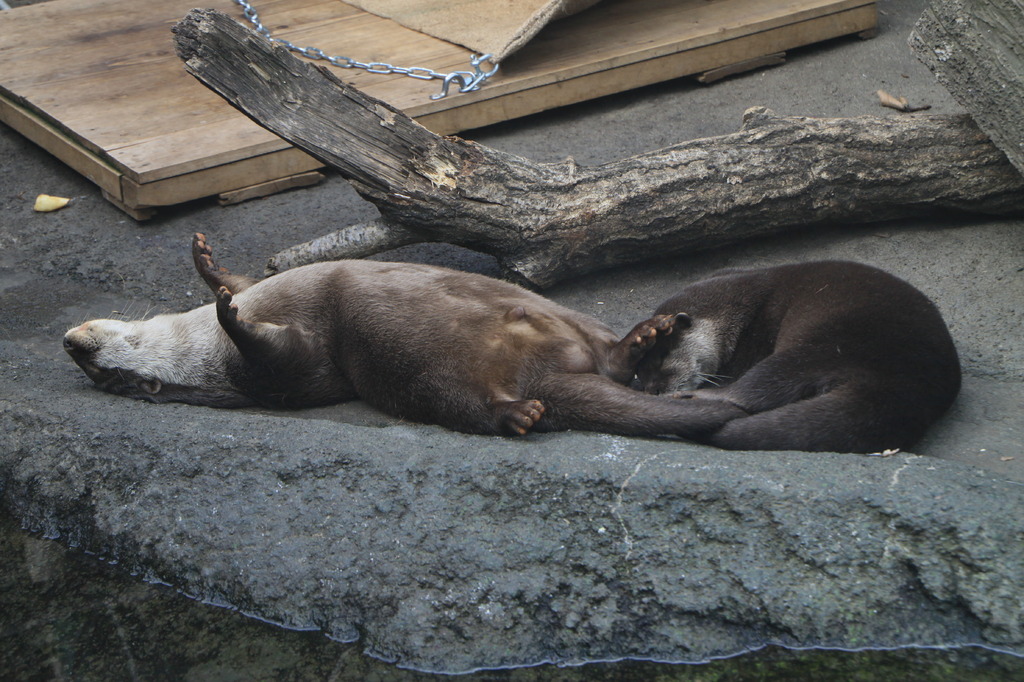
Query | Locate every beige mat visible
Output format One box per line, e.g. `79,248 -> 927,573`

344,0 -> 601,61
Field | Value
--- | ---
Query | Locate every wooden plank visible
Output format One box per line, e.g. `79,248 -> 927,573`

109,118 -> 293,186
401,0 -> 877,118
418,6 -> 877,134
0,0 -> 471,180
119,148 -> 323,208
0,92 -> 122,198
101,189 -> 157,220
218,171 -> 326,205
0,0 -> 876,217
0,0 -> 259,178
698,53 -> 787,84
0,13 -> 206,88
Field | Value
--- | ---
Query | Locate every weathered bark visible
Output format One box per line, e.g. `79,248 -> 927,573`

174,9 -> 1024,288
910,0 -> 1024,177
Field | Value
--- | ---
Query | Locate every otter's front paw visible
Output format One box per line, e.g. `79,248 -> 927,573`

216,286 -> 240,320
496,399 -> 546,436
626,313 -> 689,356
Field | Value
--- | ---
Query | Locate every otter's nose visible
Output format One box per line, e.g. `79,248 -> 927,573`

63,334 -> 82,354
63,324 -> 97,358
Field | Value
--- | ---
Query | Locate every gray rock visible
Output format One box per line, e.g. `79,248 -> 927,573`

2,366 -> 1022,672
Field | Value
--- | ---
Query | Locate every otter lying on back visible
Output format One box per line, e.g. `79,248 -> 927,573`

635,261 -> 962,453
64,233 -> 744,438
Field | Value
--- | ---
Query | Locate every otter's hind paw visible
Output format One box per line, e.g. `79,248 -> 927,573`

193,232 -> 228,278
495,399 -> 546,436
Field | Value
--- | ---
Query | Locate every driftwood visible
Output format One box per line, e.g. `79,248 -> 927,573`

173,9 -> 1024,288
910,0 -> 1024,177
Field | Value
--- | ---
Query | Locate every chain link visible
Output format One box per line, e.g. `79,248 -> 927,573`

232,0 -> 499,99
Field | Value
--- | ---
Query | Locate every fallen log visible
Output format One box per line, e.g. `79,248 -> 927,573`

910,0 -> 1024,177
173,9 -> 1024,288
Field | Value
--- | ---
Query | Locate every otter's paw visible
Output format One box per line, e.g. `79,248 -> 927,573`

626,313 -> 689,355
496,399 -> 546,436
192,232 -> 213,265
193,232 -> 227,277
216,286 -> 240,320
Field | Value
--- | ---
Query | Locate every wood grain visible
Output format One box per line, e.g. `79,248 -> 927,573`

0,0 -> 876,216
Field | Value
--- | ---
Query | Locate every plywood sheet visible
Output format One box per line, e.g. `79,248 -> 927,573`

0,0 -> 876,216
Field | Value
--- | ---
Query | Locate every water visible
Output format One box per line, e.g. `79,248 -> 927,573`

1,513 -> 1020,681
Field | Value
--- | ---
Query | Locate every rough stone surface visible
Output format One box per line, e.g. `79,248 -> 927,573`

1,0 -> 1023,675
910,0 -> 1024,175
2,384 -> 1023,672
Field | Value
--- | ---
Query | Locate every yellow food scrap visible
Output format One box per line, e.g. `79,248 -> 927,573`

34,194 -> 71,212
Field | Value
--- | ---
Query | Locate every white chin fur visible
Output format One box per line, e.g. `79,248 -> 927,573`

66,309 -> 224,387
664,318 -> 722,392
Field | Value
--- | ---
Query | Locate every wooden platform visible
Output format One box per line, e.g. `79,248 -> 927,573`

0,0 -> 876,218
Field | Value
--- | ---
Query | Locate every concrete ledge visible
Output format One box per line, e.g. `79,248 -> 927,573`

2,366 -> 1021,673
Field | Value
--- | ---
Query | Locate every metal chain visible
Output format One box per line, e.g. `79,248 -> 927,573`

232,0 -> 499,100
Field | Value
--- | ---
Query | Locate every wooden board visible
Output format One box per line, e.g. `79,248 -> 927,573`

0,0 -> 876,218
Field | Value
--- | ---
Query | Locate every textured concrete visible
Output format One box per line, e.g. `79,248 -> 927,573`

2,385 -> 1024,672
1,0 -> 1022,674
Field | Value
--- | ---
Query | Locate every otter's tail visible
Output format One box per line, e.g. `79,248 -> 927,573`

697,386 -> 943,453
529,373 -> 746,438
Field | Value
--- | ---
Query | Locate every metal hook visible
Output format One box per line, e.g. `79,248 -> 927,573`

430,72 -> 471,100
430,54 -> 500,100
459,54 -> 500,93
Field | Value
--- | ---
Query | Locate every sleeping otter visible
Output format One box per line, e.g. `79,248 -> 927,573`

635,261 -> 961,453
64,233 -> 745,438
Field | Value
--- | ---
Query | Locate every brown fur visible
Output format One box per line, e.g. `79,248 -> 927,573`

636,261 -> 962,453
64,234 -> 745,438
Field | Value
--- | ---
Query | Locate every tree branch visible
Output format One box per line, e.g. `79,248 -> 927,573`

174,8 -> 1024,288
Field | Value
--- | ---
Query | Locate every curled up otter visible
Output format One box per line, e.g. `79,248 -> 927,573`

64,233 -> 743,438
635,261 -> 962,453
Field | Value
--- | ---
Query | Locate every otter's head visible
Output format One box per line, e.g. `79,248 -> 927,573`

64,318 -> 169,399
63,315 -> 250,407
636,314 -> 722,394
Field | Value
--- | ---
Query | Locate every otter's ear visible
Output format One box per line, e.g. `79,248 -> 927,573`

504,305 -> 527,322
674,313 -> 693,330
138,378 -> 163,395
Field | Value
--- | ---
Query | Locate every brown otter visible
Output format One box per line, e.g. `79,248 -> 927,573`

635,261 -> 962,453
64,233 -> 745,438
